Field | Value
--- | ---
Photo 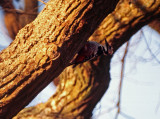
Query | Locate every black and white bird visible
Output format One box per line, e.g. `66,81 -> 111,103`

69,39 -> 113,66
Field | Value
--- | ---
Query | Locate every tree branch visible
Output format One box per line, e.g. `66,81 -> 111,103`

0,0 -> 119,118
14,0 -> 160,118
89,0 -> 160,50
141,30 -> 160,64
115,42 -> 129,119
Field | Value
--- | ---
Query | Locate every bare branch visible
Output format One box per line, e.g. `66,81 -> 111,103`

120,111 -> 134,119
155,93 -> 160,113
115,41 -> 129,119
38,0 -> 47,5
141,30 -> 160,64
0,8 -> 38,15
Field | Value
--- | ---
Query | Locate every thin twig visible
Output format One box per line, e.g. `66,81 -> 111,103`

155,93 -> 160,113
120,111 -> 135,119
115,42 -> 129,119
141,30 -> 160,64
0,8 -> 38,15
38,0 -> 47,5
94,106 -> 117,118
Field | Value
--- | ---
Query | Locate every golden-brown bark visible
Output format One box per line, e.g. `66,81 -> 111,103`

0,0 -> 119,118
14,58 -> 111,119
90,0 -> 160,50
14,0 -> 160,118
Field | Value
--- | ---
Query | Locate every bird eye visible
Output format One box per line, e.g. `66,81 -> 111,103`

97,46 -> 103,55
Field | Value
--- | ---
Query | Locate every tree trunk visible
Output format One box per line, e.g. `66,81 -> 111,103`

0,0 -> 119,118
14,0 -> 160,118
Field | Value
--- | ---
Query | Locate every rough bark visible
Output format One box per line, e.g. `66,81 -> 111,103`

14,0 -> 160,118
14,58 -> 111,119
0,0 -> 119,118
90,0 -> 160,50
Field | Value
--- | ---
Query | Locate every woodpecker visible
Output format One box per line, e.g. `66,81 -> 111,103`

69,39 -> 113,66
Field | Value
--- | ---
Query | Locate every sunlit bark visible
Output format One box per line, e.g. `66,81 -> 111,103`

90,0 -> 160,50
0,0 -> 119,118
14,0 -> 160,119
